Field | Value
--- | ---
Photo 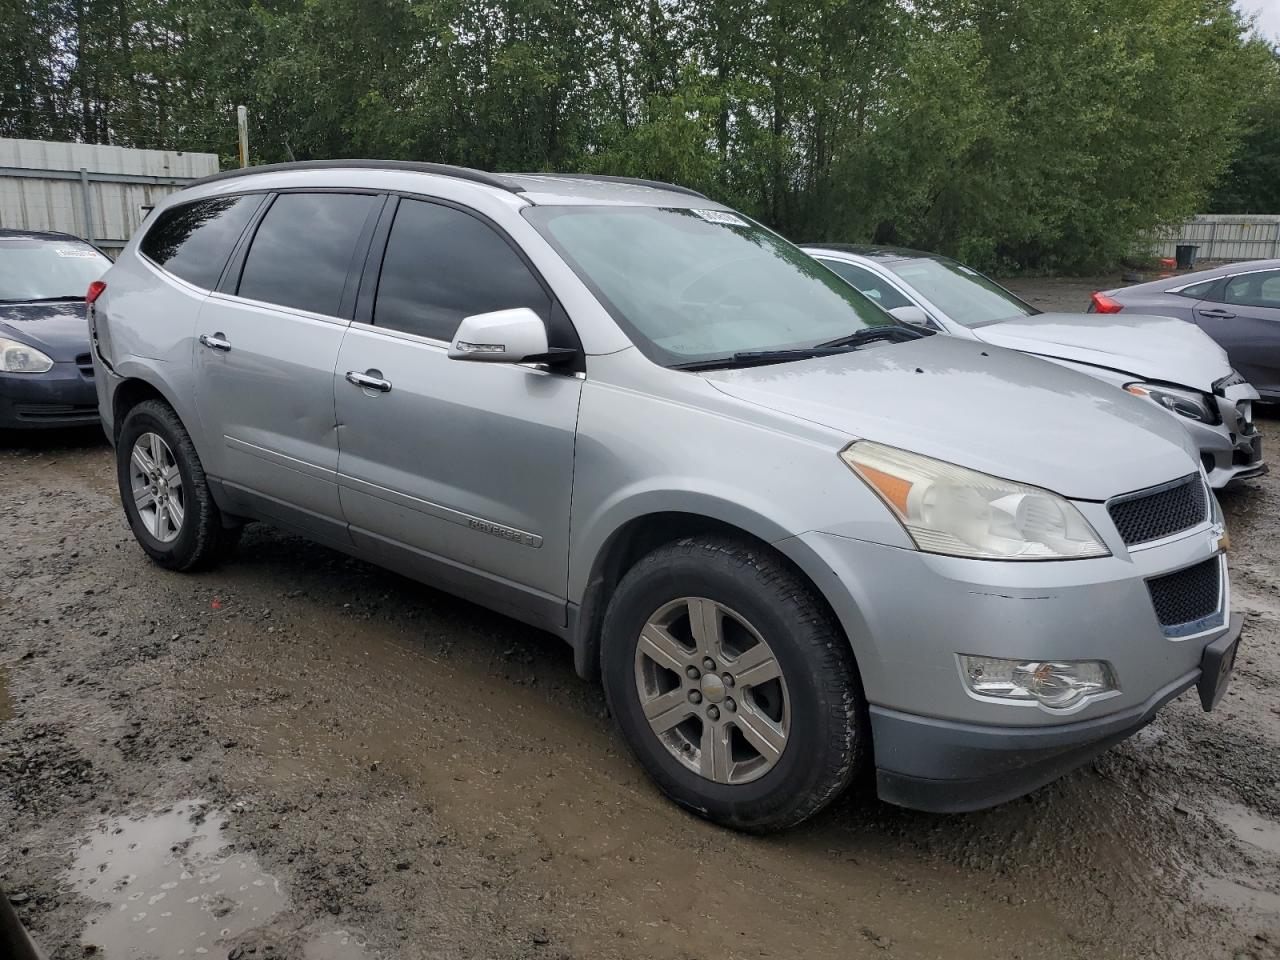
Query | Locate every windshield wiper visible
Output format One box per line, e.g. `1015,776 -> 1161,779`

674,324 -> 928,371
815,325 -> 928,349
673,347 -> 854,371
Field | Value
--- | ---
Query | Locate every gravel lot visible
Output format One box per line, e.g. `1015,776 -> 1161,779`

2,282 -> 1278,959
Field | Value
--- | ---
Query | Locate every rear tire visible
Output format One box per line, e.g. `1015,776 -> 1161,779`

116,399 -> 241,571
601,535 -> 866,832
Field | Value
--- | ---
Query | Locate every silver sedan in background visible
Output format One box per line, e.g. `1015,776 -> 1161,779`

804,244 -> 1266,489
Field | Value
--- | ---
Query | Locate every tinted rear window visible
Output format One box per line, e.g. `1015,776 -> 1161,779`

238,192 -> 378,316
140,195 -> 262,289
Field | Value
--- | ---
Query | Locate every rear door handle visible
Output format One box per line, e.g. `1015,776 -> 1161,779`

346,370 -> 392,393
1198,308 -> 1236,319
199,333 -> 231,351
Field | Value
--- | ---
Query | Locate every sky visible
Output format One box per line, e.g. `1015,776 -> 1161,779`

1237,0 -> 1280,42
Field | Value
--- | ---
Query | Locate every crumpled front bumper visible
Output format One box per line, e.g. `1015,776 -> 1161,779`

1201,387 -> 1265,487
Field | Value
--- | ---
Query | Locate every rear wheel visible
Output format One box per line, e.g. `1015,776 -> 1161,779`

601,535 -> 866,831
116,399 -> 241,571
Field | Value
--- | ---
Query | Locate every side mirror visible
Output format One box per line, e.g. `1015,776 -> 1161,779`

888,305 -> 936,329
448,308 -> 551,364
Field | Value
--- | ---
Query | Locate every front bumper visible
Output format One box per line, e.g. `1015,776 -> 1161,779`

1197,386 -> 1265,489
872,615 -> 1240,812
780,521 -> 1239,811
0,363 -> 99,429
1192,416 -> 1265,489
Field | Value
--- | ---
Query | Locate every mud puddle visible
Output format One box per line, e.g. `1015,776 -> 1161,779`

1219,803 -> 1280,858
67,801 -> 369,959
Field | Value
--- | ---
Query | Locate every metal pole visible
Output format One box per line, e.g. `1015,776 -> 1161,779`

237,106 -> 249,168
78,167 -> 95,244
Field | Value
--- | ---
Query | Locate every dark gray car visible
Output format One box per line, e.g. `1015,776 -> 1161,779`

1093,259 -> 1280,401
0,230 -> 111,429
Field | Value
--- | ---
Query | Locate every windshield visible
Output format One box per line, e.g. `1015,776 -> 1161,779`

884,258 -> 1037,327
525,206 -> 895,365
0,239 -> 111,302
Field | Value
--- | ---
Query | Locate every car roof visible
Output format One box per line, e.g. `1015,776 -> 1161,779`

187,160 -> 721,210
1157,259 -> 1280,286
0,228 -> 87,242
800,242 -> 939,263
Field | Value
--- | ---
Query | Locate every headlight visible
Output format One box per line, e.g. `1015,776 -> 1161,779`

841,441 -> 1109,560
0,336 -> 54,374
1124,382 -> 1218,424
960,655 -> 1117,709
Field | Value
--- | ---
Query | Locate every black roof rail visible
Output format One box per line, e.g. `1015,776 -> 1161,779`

188,159 -> 526,194
507,172 -> 709,200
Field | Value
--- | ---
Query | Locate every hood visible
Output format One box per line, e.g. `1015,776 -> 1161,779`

703,336 -> 1198,501
0,301 -> 91,362
970,312 -> 1229,390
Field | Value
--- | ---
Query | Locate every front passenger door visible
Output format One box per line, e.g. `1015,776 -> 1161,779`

334,197 -> 582,630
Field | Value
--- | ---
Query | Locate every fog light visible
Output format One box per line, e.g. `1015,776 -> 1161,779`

959,656 -> 1117,709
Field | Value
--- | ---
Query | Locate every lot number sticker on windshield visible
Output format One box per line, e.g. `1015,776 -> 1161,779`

692,209 -> 750,228
56,247 -> 99,258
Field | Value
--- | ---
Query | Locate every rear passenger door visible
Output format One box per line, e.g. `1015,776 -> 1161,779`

193,190 -> 382,545
333,196 -> 582,630
1194,269 -> 1280,397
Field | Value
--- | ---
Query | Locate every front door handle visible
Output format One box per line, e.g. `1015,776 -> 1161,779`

199,333 -> 231,351
346,370 -> 392,393
1198,308 -> 1236,319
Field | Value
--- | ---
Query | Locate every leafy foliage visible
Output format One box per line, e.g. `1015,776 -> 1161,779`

0,0 -> 1272,269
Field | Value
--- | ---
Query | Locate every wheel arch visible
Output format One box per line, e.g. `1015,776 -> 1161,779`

110,371 -> 185,444
568,505 -> 853,685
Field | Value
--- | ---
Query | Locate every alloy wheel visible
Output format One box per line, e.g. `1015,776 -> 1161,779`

128,432 -> 185,544
634,597 -> 791,784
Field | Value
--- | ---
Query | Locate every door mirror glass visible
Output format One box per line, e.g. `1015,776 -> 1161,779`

448,308 -> 550,363
888,305 -> 936,328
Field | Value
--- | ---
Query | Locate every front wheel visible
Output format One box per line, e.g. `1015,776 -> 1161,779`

116,399 -> 241,571
600,536 -> 866,831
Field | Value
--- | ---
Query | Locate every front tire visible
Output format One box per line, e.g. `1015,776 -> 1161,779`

116,399 -> 241,571
601,535 -> 866,831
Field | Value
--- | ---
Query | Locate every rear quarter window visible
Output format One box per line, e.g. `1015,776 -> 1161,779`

140,195 -> 263,289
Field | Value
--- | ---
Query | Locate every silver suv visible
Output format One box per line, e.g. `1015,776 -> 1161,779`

91,162 -> 1242,831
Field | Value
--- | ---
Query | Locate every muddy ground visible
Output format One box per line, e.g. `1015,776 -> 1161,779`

2,280 -> 1279,959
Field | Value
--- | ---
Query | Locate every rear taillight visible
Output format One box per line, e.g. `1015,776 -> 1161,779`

1090,291 -> 1123,314
86,280 -> 106,304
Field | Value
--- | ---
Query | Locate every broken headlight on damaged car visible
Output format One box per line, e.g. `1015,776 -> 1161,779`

1124,382 -> 1218,424
840,441 -> 1109,560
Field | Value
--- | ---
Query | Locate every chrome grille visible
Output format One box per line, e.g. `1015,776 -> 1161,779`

1146,557 -> 1221,629
1107,474 -> 1208,547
